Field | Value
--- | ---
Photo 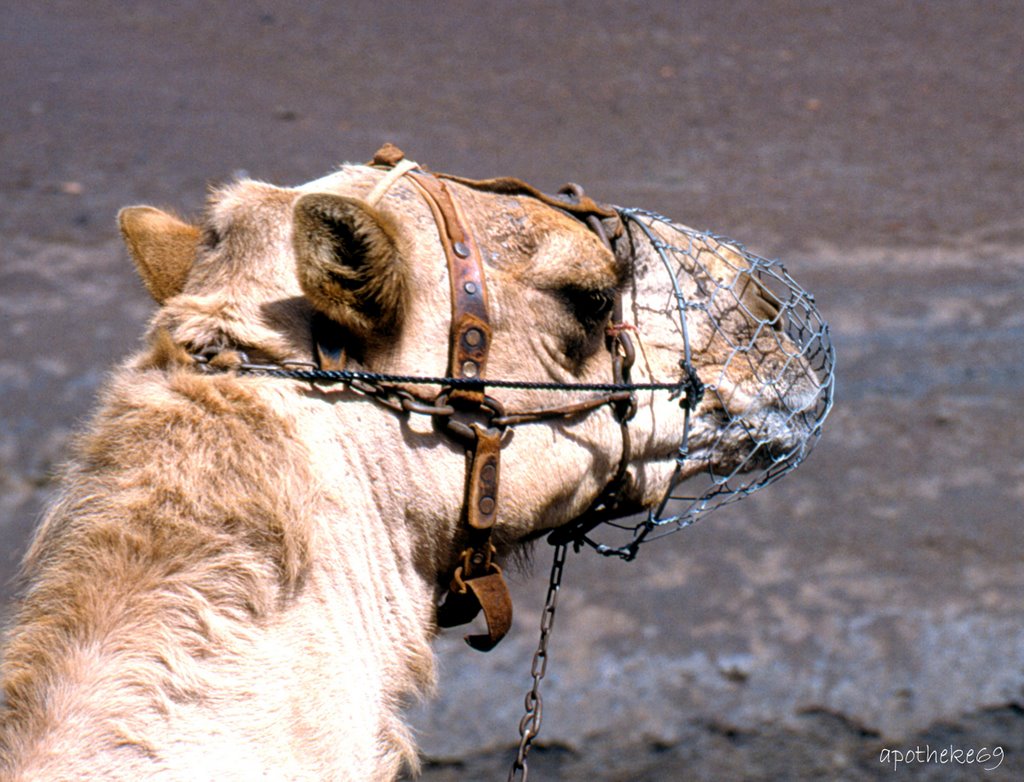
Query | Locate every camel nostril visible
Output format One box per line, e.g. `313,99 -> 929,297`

733,271 -> 787,332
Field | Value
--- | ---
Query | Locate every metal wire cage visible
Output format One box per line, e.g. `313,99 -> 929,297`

580,208 -> 836,560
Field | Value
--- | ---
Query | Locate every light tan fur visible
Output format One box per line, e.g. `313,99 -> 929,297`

0,166 -> 816,781
118,207 -> 200,303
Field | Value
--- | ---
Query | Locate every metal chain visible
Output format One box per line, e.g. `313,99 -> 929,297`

508,542 -> 568,782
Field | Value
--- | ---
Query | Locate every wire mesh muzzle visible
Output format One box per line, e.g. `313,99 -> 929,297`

576,208 -> 836,560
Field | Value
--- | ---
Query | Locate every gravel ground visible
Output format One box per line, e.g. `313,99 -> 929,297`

2,2 -> 1022,779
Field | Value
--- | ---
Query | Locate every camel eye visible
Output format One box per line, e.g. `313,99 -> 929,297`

558,286 -> 615,331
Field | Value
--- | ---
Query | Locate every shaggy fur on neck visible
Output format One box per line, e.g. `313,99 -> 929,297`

0,351 -> 434,780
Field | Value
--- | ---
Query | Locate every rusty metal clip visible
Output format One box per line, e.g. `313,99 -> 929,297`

437,550 -> 513,653
438,393 -> 507,443
400,395 -> 456,417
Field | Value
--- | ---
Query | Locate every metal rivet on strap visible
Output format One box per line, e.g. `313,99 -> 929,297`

464,327 -> 484,348
461,360 -> 479,378
453,241 -> 471,258
479,496 -> 496,515
464,281 -> 478,295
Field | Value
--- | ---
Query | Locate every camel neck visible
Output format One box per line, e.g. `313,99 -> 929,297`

0,365 -> 438,780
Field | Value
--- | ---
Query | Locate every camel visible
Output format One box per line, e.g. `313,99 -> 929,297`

0,148 -> 821,781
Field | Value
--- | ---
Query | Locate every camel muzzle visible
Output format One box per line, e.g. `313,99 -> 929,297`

557,208 -> 836,560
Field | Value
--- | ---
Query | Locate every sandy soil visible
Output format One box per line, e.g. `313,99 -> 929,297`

2,2 -> 1022,779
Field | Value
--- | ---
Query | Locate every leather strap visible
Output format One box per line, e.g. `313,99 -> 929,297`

368,147 -> 493,391
367,145 -> 513,650
405,172 -> 492,406
438,173 -> 619,221
462,571 -> 513,652
371,141 -> 616,223
465,423 -> 501,531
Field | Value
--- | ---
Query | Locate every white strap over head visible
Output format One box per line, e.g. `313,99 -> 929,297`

364,157 -> 419,207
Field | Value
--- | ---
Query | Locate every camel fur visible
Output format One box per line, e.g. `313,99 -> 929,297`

0,162 -> 817,781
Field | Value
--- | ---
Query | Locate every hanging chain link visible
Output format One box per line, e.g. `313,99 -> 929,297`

507,542 -> 568,782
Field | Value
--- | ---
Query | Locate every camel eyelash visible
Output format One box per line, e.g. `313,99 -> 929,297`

557,286 -> 616,328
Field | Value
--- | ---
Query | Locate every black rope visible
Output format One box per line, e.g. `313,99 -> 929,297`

229,365 -> 698,397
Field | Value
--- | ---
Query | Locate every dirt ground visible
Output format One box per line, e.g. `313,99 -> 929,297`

2,2 -> 1022,779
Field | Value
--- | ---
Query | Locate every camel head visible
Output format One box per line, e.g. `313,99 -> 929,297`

0,150 -> 831,781
117,156 -> 830,569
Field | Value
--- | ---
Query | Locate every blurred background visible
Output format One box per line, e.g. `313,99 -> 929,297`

2,2 -> 1022,779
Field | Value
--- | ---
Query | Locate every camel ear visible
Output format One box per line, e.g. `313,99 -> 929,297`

293,193 -> 407,341
118,206 -> 199,303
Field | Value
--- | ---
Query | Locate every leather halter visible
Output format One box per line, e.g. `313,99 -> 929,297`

401,166 -> 509,650
317,144 -> 637,651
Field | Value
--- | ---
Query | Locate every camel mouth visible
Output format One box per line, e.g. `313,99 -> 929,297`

564,209 -> 835,560
698,405 -> 815,475
574,403 -> 823,560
